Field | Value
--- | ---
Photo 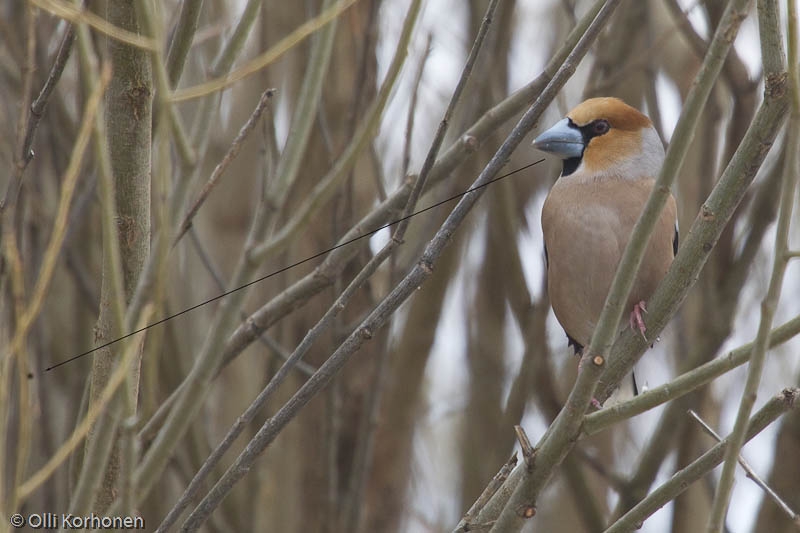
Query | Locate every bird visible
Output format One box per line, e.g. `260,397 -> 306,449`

533,97 -> 678,396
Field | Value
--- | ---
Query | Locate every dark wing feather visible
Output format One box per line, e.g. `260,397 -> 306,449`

673,225 -> 679,256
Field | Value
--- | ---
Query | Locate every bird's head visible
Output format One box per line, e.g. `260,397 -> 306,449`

532,97 -> 664,180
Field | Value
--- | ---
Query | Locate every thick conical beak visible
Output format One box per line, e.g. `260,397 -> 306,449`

532,118 -> 584,159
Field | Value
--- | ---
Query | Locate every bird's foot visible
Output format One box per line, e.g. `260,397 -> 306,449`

629,300 -> 648,340
590,397 -> 602,410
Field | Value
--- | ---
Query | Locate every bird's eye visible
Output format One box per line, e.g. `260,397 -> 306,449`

592,119 -> 610,135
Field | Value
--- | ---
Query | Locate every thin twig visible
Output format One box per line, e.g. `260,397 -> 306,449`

344,10 -> 498,516
395,0 -> 501,240
3,4 -> 36,213
604,389 -> 799,533
173,88 -> 275,245
514,426 -> 535,470
186,227 -> 317,377
453,454 -> 518,533
15,6 -> 79,179
136,0 -> 195,167
688,409 -> 800,523
247,0 -> 343,261
402,33 -> 433,179
217,181 -> 411,372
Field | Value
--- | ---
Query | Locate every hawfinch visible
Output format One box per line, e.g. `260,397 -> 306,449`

534,98 -> 678,391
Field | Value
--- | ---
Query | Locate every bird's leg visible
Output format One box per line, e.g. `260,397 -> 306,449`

629,300 -> 648,340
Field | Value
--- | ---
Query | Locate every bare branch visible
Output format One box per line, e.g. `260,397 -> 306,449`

605,389 -> 799,533
689,409 -> 800,523
173,88 -> 275,245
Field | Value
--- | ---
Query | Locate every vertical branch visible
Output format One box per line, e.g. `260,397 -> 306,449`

165,0 -> 205,88
64,20 -> 128,519
706,0 -> 791,530
87,0 -> 153,512
124,0 -> 265,334
2,4 -> 36,212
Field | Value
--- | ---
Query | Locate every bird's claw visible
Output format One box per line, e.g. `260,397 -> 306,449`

629,300 -> 648,340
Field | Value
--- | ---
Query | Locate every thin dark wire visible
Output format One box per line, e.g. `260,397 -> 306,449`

43,159 -> 544,373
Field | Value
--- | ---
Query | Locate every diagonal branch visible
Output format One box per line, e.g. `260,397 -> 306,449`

172,88 -> 275,245
689,410 -> 800,523
583,313 -> 800,435
605,389 -> 799,533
